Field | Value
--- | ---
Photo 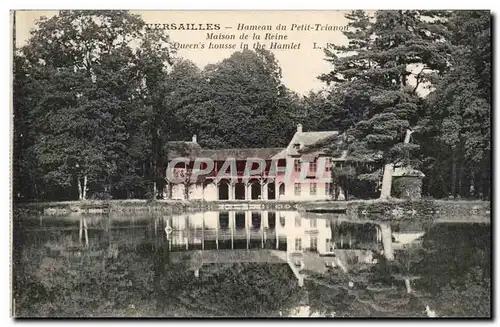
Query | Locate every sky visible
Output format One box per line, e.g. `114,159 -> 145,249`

14,10 -> 352,95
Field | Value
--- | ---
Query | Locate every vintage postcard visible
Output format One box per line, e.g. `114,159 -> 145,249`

11,10 -> 491,318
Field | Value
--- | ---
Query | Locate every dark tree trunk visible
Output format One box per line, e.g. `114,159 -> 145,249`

469,170 -> 475,198
451,151 -> 457,197
153,235 -> 168,313
458,165 -> 464,197
427,174 -> 433,197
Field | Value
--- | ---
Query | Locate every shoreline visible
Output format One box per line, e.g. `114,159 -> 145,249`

14,199 -> 491,223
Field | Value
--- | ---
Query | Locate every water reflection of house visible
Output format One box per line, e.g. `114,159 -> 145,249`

167,211 -> 331,253
167,211 -> 380,278
287,305 -> 323,318
32,212 -> 384,279
390,222 -> 425,250
392,232 -> 425,250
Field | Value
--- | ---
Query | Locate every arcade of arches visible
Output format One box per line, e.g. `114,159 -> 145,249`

214,179 -> 278,200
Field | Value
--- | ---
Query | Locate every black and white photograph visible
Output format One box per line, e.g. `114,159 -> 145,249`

11,9 -> 491,318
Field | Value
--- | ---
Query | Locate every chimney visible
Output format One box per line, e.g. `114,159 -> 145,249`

297,123 -> 303,133
192,134 -> 197,143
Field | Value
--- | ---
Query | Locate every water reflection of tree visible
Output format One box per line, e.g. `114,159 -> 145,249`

306,224 -> 491,318
15,243 -> 155,316
15,225 -> 303,317
169,263 -> 303,317
413,224 -> 491,317
15,218 -> 159,317
306,255 -> 427,317
391,247 -> 425,294
15,217 -> 490,318
434,263 -> 490,317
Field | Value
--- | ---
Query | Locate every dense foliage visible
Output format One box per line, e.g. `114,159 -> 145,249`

319,10 -> 490,200
419,11 -> 491,199
306,223 -> 491,317
14,229 -> 302,317
13,10 -> 490,201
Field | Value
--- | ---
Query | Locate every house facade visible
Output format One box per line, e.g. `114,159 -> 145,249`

164,124 -> 346,201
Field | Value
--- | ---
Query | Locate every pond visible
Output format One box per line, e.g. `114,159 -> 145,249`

12,210 -> 491,318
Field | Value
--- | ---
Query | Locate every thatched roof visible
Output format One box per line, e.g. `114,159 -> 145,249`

165,139 -> 284,161
393,166 -> 425,178
199,148 -> 284,161
292,131 -> 339,152
272,130 -> 340,160
165,141 -> 202,160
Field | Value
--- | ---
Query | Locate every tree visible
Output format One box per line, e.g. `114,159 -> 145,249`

13,54 -> 40,199
134,28 -> 174,199
320,10 -> 451,199
185,49 -> 301,149
299,90 -> 346,132
163,59 -> 208,142
15,10 -> 174,200
421,11 -> 491,199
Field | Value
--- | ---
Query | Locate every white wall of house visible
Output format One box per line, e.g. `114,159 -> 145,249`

189,184 -> 204,200
171,184 -> 185,200
277,182 -> 325,201
169,181 -> 345,201
203,183 -> 218,201
276,182 -> 345,201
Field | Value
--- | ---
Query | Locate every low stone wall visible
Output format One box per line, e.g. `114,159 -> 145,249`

14,199 -> 491,224
15,200 -> 210,216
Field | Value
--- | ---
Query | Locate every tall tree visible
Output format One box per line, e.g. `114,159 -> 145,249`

299,90 -> 345,132
321,10 -> 450,199
186,49 -> 301,149
16,10 -> 174,200
421,11 -> 491,199
135,29 -> 174,198
163,59 -> 210,142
